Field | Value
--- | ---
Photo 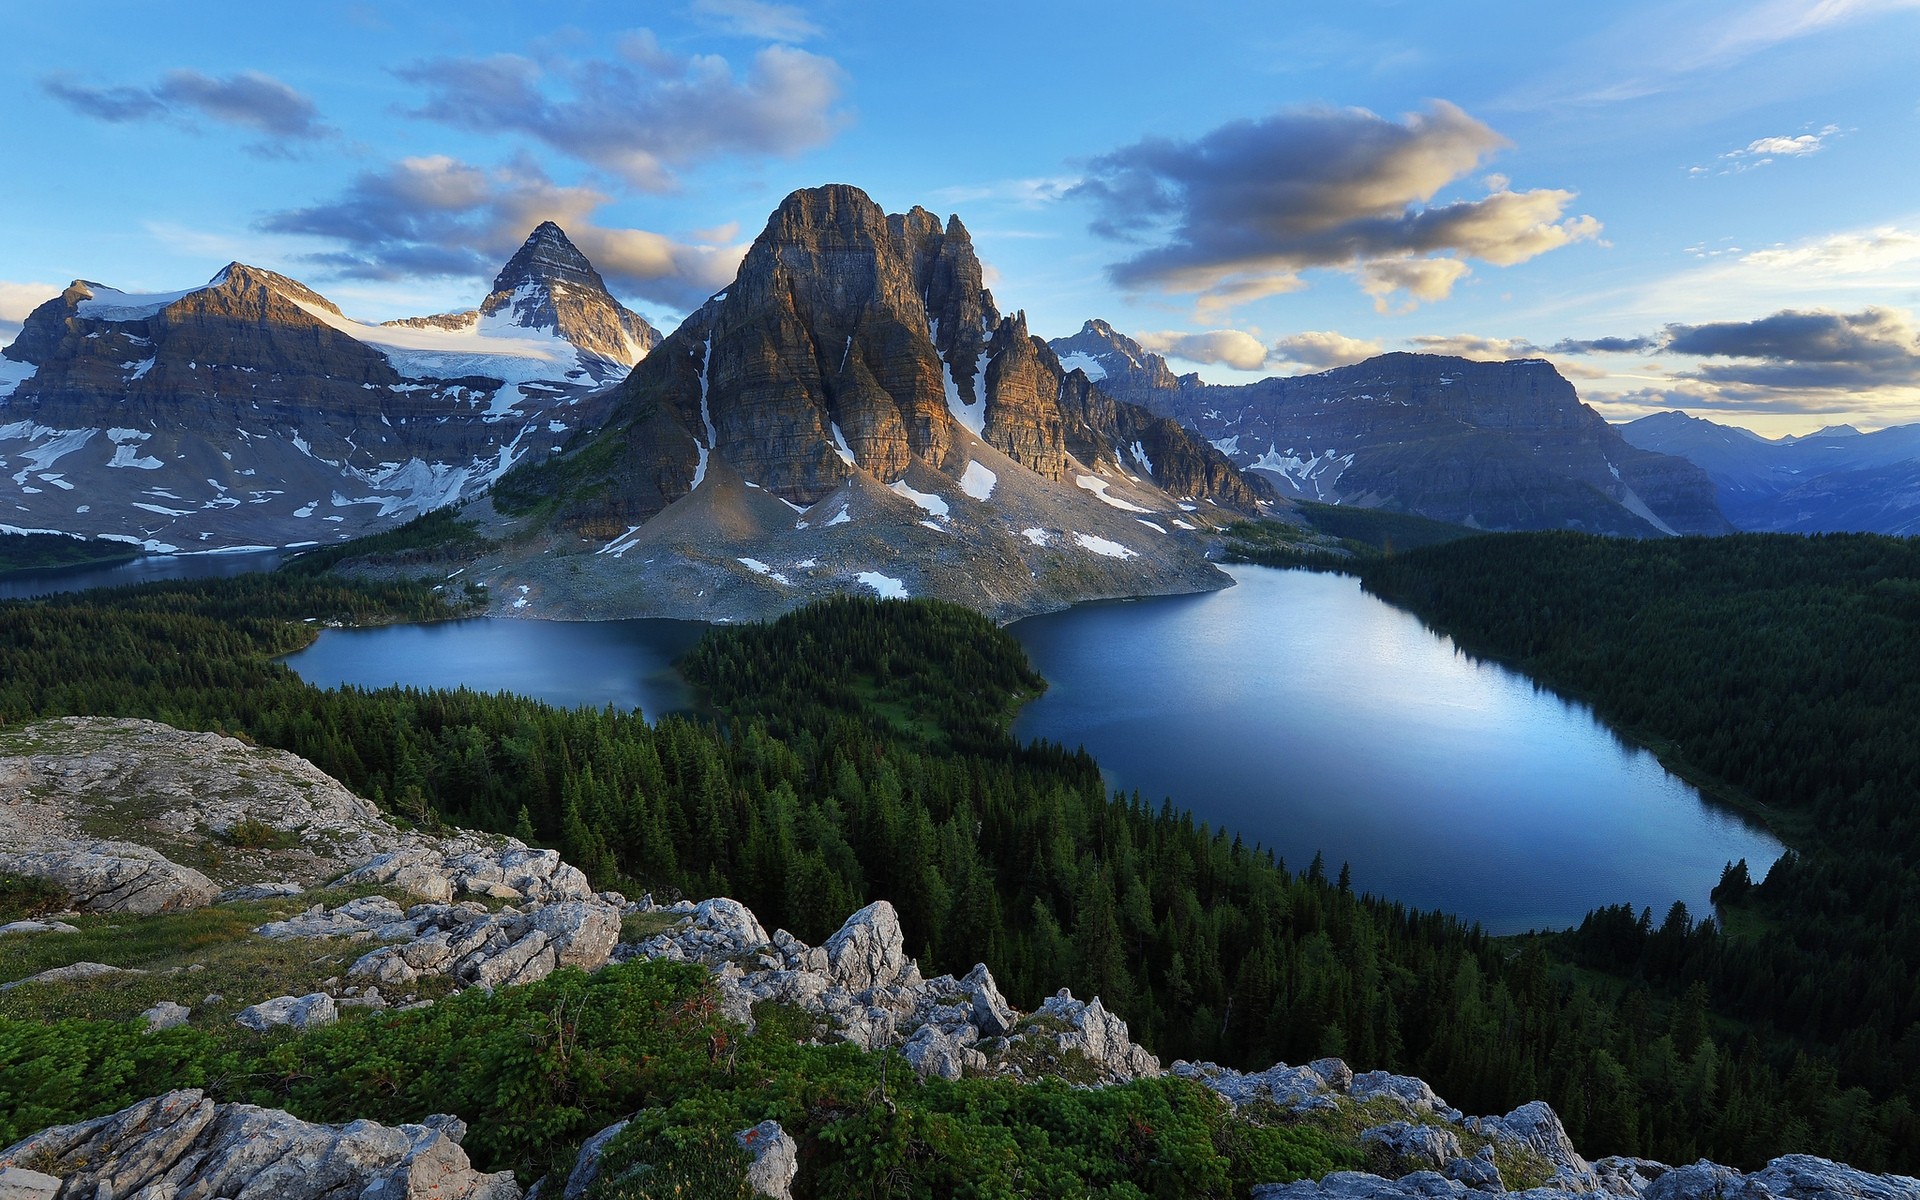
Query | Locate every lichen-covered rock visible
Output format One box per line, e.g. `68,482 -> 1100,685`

903,1024 -> 984,1081
1640,1155 -> 1920,1200
0,1090 -> 519,1199
0,846 -> 217,915
1011,990 -> 1161,1084
1362,1122 -> 1464,1173
235,992 -> 337,1032
736,1120 -> 799,1200
0,1165 -> 60,1199
1,961 -> 142,992
823,900 -> 917,991
0,920 -> 78,937
142,1000 -> 192,1032
1469,1102 -> 1592,1192
562,1117 -> 630,1200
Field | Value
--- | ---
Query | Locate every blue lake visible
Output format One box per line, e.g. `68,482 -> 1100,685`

282,565 -> 1783,933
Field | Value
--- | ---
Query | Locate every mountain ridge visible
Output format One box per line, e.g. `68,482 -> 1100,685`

1049,321 -> 1731,537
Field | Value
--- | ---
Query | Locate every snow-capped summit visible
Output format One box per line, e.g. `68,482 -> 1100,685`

477,222 -> 658,376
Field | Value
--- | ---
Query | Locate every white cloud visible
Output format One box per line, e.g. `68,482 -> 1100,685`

1357,256 -> 1471,313
0,282 -> 60,326
1269,330 -> 1385,371
1134,329 -> 1271,371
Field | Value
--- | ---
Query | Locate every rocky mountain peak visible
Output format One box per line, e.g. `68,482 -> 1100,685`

1049,319 -> 1182,394
478,222 -> 659,372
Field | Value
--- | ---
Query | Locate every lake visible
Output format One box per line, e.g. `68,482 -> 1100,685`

282,565 -> 1783,933
1009,566 -> 1783,933
0,550 -> 284,600
283,616 -> 709,717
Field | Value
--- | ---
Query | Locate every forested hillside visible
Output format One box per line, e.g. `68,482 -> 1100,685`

1360,532 -> 1920,1162
1,554 -> 1916,1169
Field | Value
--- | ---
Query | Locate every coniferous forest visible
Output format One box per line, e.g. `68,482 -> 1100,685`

0,529 -> 1916,1171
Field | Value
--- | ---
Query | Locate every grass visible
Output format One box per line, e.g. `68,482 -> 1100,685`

0,888 -> 454,1025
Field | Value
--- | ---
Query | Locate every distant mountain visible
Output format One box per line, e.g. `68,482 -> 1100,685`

0,227 -> 655,551
1050,321 -> 1730,536
468,184 -> 1269,622
1618,410 -> 1920,534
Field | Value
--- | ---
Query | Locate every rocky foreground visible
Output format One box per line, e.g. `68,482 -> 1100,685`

0,718 -> 1915,1199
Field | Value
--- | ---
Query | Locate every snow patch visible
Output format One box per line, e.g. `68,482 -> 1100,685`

1057,351 -> 1107,381
3,425 -> 98,484
1130,441 -> 1154,475
75,283 -> 205,321
738,557 -> 792,585
1072,532 -> 1137,559
0,357 -> 38,400
106,428 -> 163,470
599,526 -> 645,558
1136,519 -> 1167,534
855,571 -> 909,599
960,460 -> 997,501
889,480 -> 950,518
826,507 -> 852,526
1209,435 -> 1241,456
1021,527 -> 1051,546
829,422 -> 857,467
1074,474 -> 1153,513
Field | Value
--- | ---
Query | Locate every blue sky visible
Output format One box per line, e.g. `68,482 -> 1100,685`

5,0 -> 1919,434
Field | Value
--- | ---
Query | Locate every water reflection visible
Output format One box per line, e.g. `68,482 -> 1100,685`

1008,565 -> 1783,934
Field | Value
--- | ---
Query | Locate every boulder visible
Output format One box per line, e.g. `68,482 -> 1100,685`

0,1089 -> 520,1199
962,963 -> 1014,1037
1469,1102 -> 1591,1191
217,882 -> 306,903
1,961 -> 142,991
0,847 -> 216,914
142,1000 -> 192,1032
903,1024 -> 981,1081
1353,1071 -> 1462,1122
735,1121 -> 799,1200
823,901 -> 916,991
1362,1122 -> 1464,1174
0,921 -> 78,937
1027,990 -> 1161,1083
562,1117 -> 630,1200
335,848 -> 455,903
0,1166 -> 59,1199
235,992 -> 338,1032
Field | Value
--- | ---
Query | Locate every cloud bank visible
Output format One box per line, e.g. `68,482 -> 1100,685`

396,35 -> 847,191
1072,102 -> 1600,314
42,69 -> 331,153
260,156 -> 744,310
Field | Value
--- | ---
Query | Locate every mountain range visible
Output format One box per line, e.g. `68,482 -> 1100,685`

1618,410 -> 1920,535
1,182 -> 1820,619
1049,320 -> 1731,537
0,223 -> 655,552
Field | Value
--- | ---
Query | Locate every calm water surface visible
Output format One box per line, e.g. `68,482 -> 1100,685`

281,565 -> 1782,932
1009,566 -> 1783,933
284,617 -> 707,719
0,550 -> 283,599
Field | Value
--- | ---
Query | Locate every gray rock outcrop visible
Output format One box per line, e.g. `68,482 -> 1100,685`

0,846 -> 217,915
0,1090 -> 520,1199
235,992 -> 338,1032
1,961 -> 142,991
142,1000 -> 192,1032
340,896 -> 622,991
613,895 -> 1161,1086
736,1121 -> 799,1200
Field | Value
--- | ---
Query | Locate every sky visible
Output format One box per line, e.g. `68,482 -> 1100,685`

4,0 -> 1919,436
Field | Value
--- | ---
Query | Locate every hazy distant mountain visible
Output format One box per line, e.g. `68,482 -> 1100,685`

0,226 -> 655,552
466,184 -> 1270,622
1049,322 -> 1730,537
1618,410 -> 1920,535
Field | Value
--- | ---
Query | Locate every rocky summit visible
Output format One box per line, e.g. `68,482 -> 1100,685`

1049,322 -> 1730,536
445,184 -> 1269,622
0,226 -> 653,553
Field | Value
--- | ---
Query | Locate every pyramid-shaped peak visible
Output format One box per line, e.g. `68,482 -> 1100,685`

490,222 -> 607,297
480,223 -> 658,370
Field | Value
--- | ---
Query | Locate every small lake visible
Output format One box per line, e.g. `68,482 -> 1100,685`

1009,566 -> 1783,933
0,550 -> 284,600
283,617 -> 708,718
280,566 -> 1783,933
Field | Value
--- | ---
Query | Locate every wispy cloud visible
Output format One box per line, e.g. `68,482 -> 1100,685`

691,0 -> 822,43
260,156 -> 744,309
1689,124 -> 1841,175
1071,102 -> 1599,316
41,69 -> 332,154
1269,330 -> 1386,372
395,34 -> 848,192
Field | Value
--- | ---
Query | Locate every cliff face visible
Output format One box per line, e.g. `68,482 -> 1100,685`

1051,332 -> 1732,536
0,230 -> 653,551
